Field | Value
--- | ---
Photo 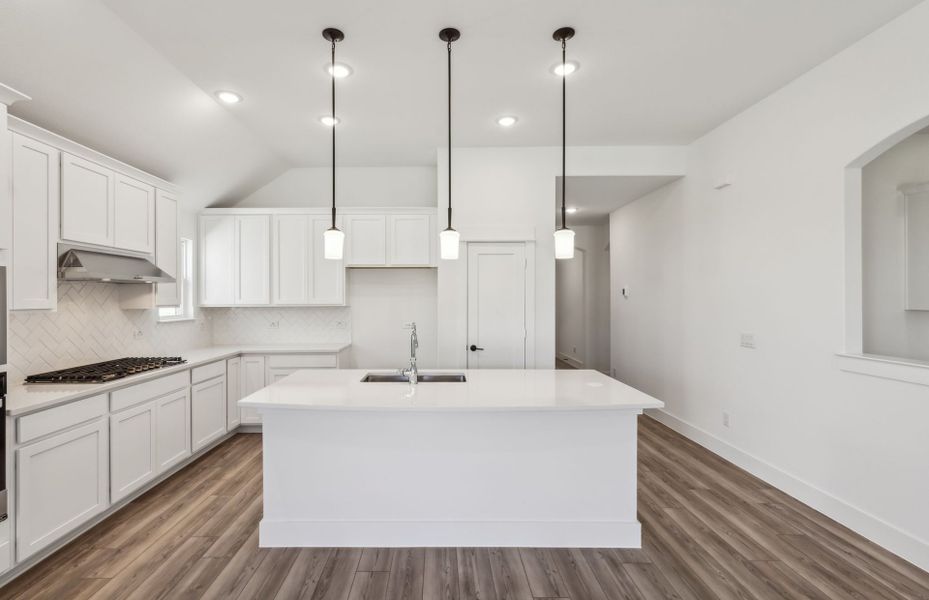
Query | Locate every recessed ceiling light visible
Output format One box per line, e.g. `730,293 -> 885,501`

215,90 -> 243,104
552,61 -> 579,77
496,115 -> 518,127
327,63 -> 353,78
319,115 -> 340,127
566,207 -> 578,214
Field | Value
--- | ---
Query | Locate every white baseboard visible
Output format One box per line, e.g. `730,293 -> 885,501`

646,408 -> 929,572
260,518 -> 641,549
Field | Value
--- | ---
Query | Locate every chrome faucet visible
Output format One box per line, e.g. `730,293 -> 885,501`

401,322 -> 419,384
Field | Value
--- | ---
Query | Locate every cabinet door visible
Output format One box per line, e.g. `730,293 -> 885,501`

389,214 -> 433,266
61,153 -> 114,247
345,214 -> 387,266
235,215 -> 270,305
155,189 -> 179,307
200,215 -> 235,305
268,367 -> 298,383
310,215 -> 345,305
241,355 -> 266,424
16,420 -> 109,561
226,357 -> 241,430
191,376 -> 226,452
272,214 -> 310,305
156,389 -> 191,472
113,174 -> 155,253
11,133 -> 59,310
110,401 -> 156,502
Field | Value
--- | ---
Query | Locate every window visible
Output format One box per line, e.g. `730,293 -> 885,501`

158,238 -> 194,322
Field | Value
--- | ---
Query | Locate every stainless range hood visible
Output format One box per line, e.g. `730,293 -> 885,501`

58,245 -> 174,284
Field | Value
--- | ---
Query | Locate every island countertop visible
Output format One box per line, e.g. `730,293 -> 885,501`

239,368 -> 664,412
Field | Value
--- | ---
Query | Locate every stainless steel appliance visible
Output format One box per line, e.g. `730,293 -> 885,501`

25,357 -> 185,384
1,266 -> 9,520
0,370 -> 6,522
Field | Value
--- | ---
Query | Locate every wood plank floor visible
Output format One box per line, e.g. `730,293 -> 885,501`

2,416 -> 927,599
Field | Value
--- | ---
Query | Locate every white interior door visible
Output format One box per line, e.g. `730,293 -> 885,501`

467,243 -> 527,369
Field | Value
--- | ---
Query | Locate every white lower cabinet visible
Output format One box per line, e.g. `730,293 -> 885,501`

226,357 -> 242,430
110,401 -> 156,503
16,419 -> 109,561
191,376 -> 227,451
155,389 -> 191,472
0,521 -> 10,574
240,355 -> 266,425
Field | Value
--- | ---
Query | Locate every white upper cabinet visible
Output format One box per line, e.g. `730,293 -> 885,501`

11,133 -> 59,311
235,215 -> 270,305
388,214 -> 433,266
155,189 -> 179,307
272,214 -> 344,306
61,153 -> 114,248
309,215 -> 345,304
344,214 -> 387,266
113,174 -> 155,254
272,214 -> 310,305
61,152 -> 159,255
200,215 -> 235,305
200,214 -> 270,306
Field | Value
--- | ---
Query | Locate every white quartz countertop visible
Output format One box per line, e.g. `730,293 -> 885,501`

5,343 -> 350,416
239,369 -> 664,412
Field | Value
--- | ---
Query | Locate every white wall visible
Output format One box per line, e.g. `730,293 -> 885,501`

610,1 -> 929,570
345,269 -> 437,369
556,223 -> 610,372
862,133 -> 929,361
225,166 -> 436,208
436,146 -> 686,369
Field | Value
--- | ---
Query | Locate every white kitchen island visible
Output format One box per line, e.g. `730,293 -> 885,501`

240,368 -> 663,548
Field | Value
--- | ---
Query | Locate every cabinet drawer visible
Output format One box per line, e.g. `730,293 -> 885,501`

266,354 -> 337,369
110,371 -> 189,412
191,360 -> 226,384
17,394 -> 108,444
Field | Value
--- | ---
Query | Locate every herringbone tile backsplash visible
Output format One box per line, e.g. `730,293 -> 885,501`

208,306 -> 351,345
5,283 -> 353,384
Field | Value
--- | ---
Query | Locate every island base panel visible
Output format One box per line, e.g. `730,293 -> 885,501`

258,408 -> 642,548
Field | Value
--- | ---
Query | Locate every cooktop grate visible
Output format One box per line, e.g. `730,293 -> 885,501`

25,357 -> 186,384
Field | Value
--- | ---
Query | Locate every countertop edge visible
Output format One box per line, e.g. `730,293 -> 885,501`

6,343 -> 351,417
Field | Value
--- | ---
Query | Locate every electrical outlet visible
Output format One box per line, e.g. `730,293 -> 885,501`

335,320 -> 347,330
740,333 -> 756,349
612,368 -> 617,378
132,329 -> 144,339
269,320 -> 280,329
723,412 -> 731,428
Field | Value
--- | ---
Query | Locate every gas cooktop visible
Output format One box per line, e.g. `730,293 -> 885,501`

25,357 -> 186,384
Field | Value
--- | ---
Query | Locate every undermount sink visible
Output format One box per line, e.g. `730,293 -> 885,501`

361,373 -> 467,383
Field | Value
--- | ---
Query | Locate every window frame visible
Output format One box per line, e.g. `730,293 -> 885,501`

157,237 -> 194,323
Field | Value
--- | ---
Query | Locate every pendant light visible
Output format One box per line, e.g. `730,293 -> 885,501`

323,27 -> 345,260
439,27 -> 461,260
553,27 -> 576,260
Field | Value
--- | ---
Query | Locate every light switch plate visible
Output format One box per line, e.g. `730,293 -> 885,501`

740,333 -> 756,349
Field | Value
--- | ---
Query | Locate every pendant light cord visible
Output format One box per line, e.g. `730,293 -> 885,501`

561,37 -> 566,231
331,39 -> 337,229
447,39 -> 453,230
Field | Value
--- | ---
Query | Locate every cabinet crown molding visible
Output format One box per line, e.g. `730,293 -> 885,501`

0,83 -> 30,106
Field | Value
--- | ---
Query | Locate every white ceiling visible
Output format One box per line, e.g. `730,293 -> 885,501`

556,176 -> 681,225
0,0 -> 921,205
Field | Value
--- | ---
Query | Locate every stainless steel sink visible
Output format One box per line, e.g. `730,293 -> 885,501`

361,373 -> 466,383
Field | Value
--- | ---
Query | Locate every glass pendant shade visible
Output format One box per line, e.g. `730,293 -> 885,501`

554,228 -> 575,259
440,227 -> 460,260
323,227 -> 345,260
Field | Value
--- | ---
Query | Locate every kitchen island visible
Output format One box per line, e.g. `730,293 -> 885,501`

240,368 -> 663,548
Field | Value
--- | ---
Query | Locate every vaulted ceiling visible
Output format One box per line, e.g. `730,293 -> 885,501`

0,0 -> 920,207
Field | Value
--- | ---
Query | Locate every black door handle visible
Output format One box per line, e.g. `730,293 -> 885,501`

469,344 -> 484,352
